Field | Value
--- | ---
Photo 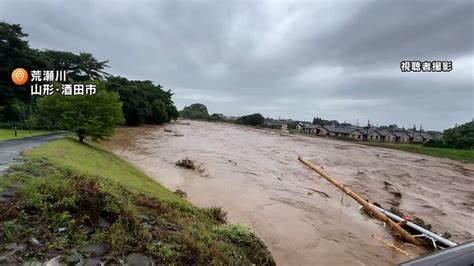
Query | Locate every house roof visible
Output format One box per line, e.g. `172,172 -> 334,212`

303,124 -> 319,129
328,127 -> 363,134
376,129 -> 396,137
392,131 -> 410,137
368,129 -> 381,135
415,132 -> 433,140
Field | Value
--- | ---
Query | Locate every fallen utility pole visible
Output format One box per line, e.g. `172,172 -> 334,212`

298,156 -> 422,246
372,205 -> 457,248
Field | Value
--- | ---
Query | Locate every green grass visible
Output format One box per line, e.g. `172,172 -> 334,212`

0,138 -> 274,264
25,138 -> 183,203
362,142 -> 474,163
0,129 -> 50,141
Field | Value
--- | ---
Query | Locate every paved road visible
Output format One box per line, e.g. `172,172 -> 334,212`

0,132 -> 67,172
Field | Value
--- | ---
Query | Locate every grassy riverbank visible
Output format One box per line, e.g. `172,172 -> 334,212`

362,142 -> 474,163
0,129 -> 49,141
0,138 -> 274,264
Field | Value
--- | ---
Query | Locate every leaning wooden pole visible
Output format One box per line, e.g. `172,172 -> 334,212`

298,156 -> 421,246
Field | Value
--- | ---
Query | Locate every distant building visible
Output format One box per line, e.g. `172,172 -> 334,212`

295,122 -> 304,131
281,122 -> 288,130
299,120 -> 438,144
393,131 -> 411,143
413,132 -> 433,143
302,124 -> 318,134
426,131 -> 443,139
316,125 -> 330,136
367,129 -> 382,141
327,127 -> 364,140
376,130 -> 397,142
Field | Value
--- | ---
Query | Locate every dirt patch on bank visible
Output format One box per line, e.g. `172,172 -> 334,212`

103,121 -> 474,265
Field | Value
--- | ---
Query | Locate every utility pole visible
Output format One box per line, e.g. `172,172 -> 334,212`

366,119 -> 370,134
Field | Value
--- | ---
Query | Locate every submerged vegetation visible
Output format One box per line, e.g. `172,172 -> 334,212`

175,157 -> 197,170
0,138 -> 274,264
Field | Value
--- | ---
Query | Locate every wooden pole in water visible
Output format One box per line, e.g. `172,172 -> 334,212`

298,156 -> 421,246
372,234 -> 414,259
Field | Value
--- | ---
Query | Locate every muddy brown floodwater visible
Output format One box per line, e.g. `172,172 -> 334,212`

103,120 -> 474,265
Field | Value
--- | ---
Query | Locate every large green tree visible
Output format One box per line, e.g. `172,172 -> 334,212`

37,82 -> 124,142
424,121 -> 474,149
42,50 -> 109,81
179,103 -> 209,120
442,121 -> 474,149
236,113 -> 264,126
105,76 -> 178,126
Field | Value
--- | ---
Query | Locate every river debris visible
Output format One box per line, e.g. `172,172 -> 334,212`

298,186 -> 331,198
383,181 -> 402,197
372,234 -> 414,259
164,129 -> 173,132
383,181 -> 402,206
176,157 -> 196,170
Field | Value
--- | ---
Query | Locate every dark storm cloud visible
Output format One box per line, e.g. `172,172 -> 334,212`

1,0 -> 472,130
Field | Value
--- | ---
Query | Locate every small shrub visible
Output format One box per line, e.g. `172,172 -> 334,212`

423,139 -> 445,148
174,189 -> 187,198
1,220 -> 18,239
147,242 -> 176,263
134,195 -> 168,214
205,207 -> 227,223
175,158 -> 196,170
214,224 -> 275,265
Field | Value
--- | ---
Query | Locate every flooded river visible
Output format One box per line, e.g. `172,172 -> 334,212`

103,120 -> 473,265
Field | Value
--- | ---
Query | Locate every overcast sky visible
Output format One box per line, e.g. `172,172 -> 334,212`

1,0 -> 473,130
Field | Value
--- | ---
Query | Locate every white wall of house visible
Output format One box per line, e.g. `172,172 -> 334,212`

385,134 -> 396,142
399,136 -> 410,143
368,132 -> 381,141
317,127 -> 329,136
350,131 -> 364,140
413,136 -> 424,142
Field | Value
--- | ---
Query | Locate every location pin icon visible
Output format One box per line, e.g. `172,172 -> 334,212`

11,68 -> 28,85
16,71 -> 24,81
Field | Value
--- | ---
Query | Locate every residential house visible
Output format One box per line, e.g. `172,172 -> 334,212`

426,131 -> 443,140
367,129 -> 382,141
281,122 -> 288,130
393,131 -> 411,143
413,132 -> 433,143
315,125 -> 329,136
328,127 -> 364,140
377,130 -> 397,142
302,124 -> 318,134
295,122 -> 304,131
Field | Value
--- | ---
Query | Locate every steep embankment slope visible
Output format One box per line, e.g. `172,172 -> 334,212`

0,138 -> 274,265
